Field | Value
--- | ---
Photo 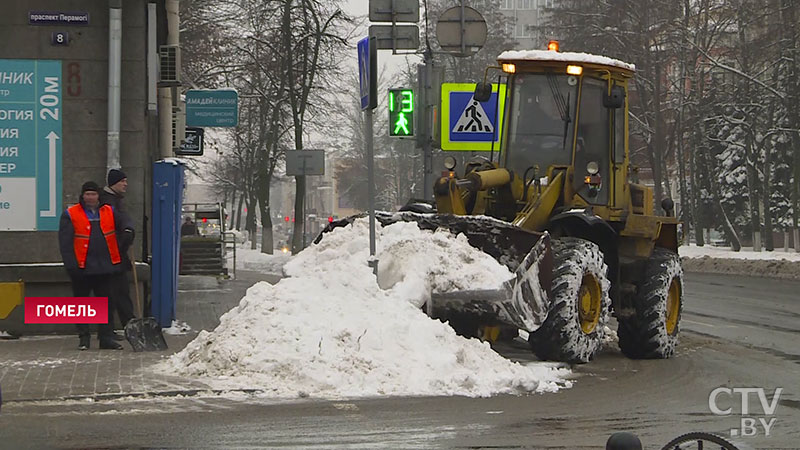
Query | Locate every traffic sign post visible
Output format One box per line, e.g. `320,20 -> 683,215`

368,0 -> 419,22
285,150 -> 325,176
287,149 -> 325,249
388,89 -> 414,137
369,25 -> 420,51
368,0 -> 420,54
435,6 -> 487,56
440,82 -> 506,151
175,127 -> 204,156
357,37 -> 377,111
0,59 -> 62,231
357,35 -> 378,272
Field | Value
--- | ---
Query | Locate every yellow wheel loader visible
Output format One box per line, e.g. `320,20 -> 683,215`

321,44 -> 683,364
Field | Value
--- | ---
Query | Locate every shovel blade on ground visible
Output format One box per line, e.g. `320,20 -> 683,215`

125,318 -> 168,352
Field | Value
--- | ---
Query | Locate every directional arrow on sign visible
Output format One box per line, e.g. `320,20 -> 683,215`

40,131 -> 59,218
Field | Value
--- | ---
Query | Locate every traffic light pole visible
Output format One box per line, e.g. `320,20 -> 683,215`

421,47 -> 434,201
366,104 -> 377,274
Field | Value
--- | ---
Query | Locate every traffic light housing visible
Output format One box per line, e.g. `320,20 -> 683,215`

388,88 -> 414,137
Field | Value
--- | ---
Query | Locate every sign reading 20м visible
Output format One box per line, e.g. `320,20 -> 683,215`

0,59 -> 62,231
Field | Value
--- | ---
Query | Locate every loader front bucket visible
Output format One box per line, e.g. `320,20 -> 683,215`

429,232 -> 552,332
316,212 -> 553,332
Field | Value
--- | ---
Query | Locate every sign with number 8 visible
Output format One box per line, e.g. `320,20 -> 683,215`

51,32 -> 69,46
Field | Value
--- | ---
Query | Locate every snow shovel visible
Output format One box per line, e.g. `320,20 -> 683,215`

124,253 -> 168,352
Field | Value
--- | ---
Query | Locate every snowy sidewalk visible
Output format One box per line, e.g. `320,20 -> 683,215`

679,244 -> 800,280
0,270 -> 277,403
227,244 -> 291,273
680,244 -> 800,262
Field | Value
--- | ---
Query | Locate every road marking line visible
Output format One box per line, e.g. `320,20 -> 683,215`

684,319 -> 716,328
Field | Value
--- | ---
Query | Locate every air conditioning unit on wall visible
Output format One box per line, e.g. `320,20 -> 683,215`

159,44 -> 181,86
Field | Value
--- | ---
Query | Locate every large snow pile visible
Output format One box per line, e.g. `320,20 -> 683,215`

165,219 -> 572,398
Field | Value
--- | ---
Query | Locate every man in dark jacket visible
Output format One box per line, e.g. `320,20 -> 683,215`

99,169 -> 135,336
181,216 -> 198,236
59,181 -> 134,350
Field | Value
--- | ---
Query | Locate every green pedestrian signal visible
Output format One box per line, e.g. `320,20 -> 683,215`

388,89 -> 414,137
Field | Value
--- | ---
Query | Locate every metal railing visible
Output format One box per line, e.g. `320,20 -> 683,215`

222,231 -> 237,279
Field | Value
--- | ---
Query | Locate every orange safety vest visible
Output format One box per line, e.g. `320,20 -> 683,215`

67,204 -> 122,268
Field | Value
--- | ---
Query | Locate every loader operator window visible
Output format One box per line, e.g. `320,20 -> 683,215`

505,73 -> 577,173
574,78 -> 610,204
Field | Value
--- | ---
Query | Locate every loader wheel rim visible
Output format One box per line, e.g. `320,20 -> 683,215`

665,279 -> 681,335
578,274 -> 602,334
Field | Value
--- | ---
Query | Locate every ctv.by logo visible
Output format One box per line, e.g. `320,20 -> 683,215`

708,387 -> 783,437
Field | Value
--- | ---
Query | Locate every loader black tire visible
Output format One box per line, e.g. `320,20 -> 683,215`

528,238 -> 610,364
618,248 -> 683,359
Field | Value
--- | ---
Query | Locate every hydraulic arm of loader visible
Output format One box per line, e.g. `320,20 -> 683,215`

434,167 -> 564,233
512,171 -> 564,231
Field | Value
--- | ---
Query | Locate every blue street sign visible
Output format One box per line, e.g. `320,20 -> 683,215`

0,59 -> 62,231
186,89 -> 239,127
357,37 -> 370,110
440,83 -> 506,151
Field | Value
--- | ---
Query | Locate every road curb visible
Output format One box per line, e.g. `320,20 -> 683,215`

681,256 -> 800,281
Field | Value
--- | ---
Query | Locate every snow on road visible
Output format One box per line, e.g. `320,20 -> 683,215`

679,244 -> 800,262
165,218 -> 572,399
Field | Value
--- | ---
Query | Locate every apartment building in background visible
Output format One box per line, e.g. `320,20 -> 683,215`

499,0 -> 556,49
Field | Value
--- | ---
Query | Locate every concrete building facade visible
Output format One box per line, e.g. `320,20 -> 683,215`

0,1 -> 161,264
0,1 -> 172,333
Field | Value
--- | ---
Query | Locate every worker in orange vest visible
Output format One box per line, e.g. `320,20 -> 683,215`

58,181 -> 134,350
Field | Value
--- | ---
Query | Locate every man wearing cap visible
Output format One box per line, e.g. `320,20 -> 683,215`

58,181 -> 134,350
101,169 -> 128,212
100,168 -> 135,338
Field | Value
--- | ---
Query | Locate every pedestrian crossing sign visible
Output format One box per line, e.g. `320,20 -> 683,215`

440,83 -> 506,151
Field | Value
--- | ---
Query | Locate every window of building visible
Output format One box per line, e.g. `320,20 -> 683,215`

516,23 -> 532,38
517,0 -> 533,9
508,22 -> 516,37
500,0 -> 514,9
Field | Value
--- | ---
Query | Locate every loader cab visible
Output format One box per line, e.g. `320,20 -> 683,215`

494,50 -> 634,210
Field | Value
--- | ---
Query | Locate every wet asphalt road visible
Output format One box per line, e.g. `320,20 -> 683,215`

1,272 -> 799,449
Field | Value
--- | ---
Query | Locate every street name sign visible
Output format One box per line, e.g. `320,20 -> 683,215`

286,150 -> 325,176
29,11 -> 89,26
185,89 -> 239,127
0,59 -> 62,231
440,82 -> 506,151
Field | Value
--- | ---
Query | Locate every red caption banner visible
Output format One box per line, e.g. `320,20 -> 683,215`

24,297 -> 108,324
